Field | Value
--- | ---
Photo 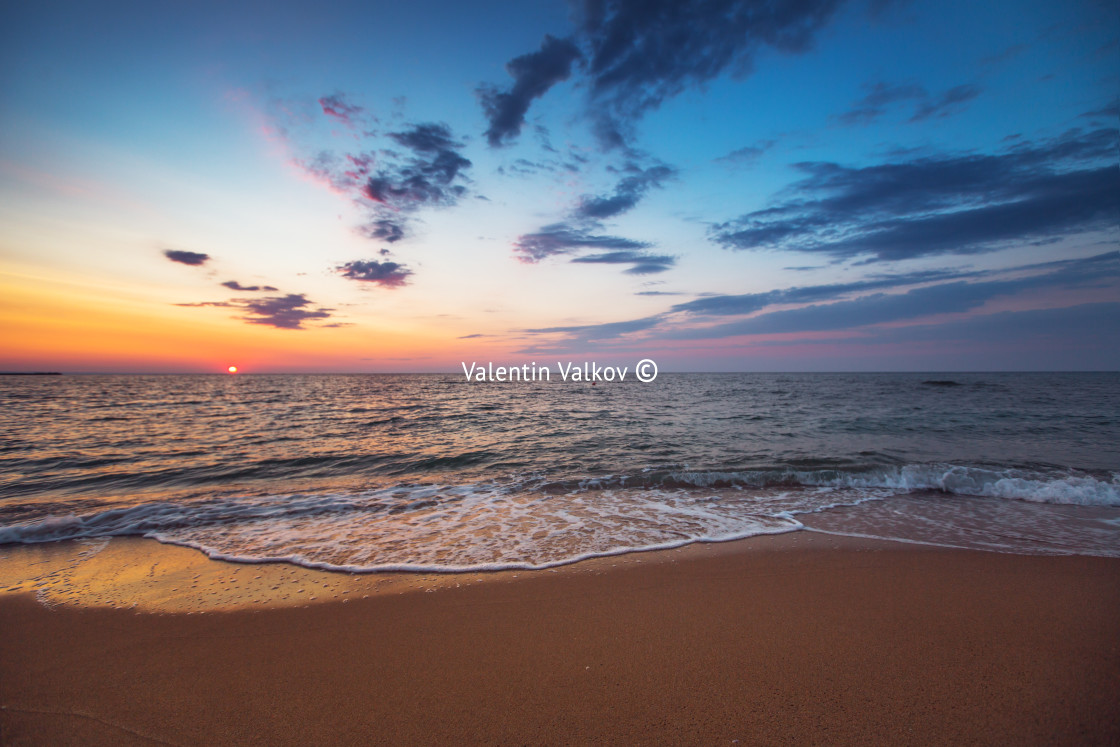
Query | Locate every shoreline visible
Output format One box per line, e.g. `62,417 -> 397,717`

2,533 -> 1119,744
0,529 -> 858,613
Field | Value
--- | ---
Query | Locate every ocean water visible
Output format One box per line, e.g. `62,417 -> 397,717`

0,372 -> 1118,570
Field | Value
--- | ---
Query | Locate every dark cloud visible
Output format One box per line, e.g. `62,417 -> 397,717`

318,93 -> 366,127
577,0 -> 845,140
676,292 -> 1120,343
360,218 -> 405,243
388,122 -> 459,153
669,251 -> 1120,337
164,249 -> 210,266
458,333 -> 485,339
856,302 -> 1120,358
363,123 -> 471,209
514,222 -> 651,262
525,315 -> 664,341
496,157 -> 566,177
571,250 -> 676,274
179,294 -> 334,330
514,159 -> 675,274
666,282 -> 1011,339
711,128 -> 1120,262
336,259 -> 413,288
833,81 -> 926,125
574,164 -> 675,219
716,139 -> 777,165
671,266 -> 986,316
482,0 -> 854,147
479,35 -> 581,147
521,250 -> 1119,346
280,101 -> 473,258
724,302 -> 1120,369
909,84 -> 981,122
242,294 -> 334,329
221,281 -> 278,292
1081,101 -> 1119,121
833,81 -> 979,125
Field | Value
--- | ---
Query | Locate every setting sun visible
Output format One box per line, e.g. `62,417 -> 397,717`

227,366 -> 238,374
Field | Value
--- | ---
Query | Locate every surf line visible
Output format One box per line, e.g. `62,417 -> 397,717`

461,362 -> 630,382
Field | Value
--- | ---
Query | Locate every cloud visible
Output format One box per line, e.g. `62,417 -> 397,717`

710,128 -> 1119,262
908,83 -> 981,122
833,81 -> 979,125
574,164 -> 675,219
519,250 -> 1119,346
670,267 -> 985,316
336,259 -> 413,288
833,81 -> 927,125
577,0 -> 846,140
514,159 -> 675,273
388,122 -> 459,154
726,302 -> 1120,369
481,0 -> 856,147
571,251 -> 676,274
272,94 -> 473,255
716,139 -> 777,165
1081,101 -> 1119,121
665,281 -> 1015,339
221,280 -> 279,292
525,315 -> 664,342
318,93 -> 366,127
479,35 -> 582,147
360,218 -> 405,243
178,293 -> 335,330
164,249 -> 210,266
514,222 -> 651,262
241,294 -> 334,329
857,302 -> 1120,360
362,123 -> 471,209
668,251 -> 1120,338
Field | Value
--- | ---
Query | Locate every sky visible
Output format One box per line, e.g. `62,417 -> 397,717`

0,0 -> 1117,372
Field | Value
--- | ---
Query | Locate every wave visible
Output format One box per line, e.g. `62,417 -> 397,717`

0,490 -> 400,545
556,464 -> 1120,507
0,463 -> 1116,570
0,482 -> 806,571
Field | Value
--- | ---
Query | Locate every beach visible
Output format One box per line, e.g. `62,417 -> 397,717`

3,532 -> 1118,745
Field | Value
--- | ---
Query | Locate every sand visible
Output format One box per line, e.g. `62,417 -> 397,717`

1,532 -> 1118,745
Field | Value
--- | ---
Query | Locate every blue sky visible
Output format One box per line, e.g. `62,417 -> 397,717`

0,0 -> 1116,371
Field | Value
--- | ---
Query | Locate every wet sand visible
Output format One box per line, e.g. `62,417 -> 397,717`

1,532 -> 1118,745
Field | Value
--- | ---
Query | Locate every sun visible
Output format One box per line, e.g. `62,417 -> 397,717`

227,366 -> 238,374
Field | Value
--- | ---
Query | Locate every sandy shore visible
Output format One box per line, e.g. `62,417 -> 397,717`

1,533 -> 1118,745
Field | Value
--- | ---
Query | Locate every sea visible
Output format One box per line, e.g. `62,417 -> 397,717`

1,372 -> 1118,571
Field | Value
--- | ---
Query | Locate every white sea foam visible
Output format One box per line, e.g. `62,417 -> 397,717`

662,464 -> 1120,507
0,465 -> 1117,570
